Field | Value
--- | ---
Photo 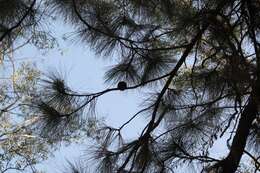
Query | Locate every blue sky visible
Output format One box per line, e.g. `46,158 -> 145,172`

16,21 -> 146,172
12,19 -> 237,173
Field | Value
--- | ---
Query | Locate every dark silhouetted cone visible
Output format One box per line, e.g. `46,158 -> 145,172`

117,81 -> 127,91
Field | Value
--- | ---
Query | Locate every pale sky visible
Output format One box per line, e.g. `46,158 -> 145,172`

12,19 -> 236,173
16,21 -> 145,173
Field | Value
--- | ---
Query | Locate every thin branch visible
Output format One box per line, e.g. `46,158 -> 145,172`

0,0 -> 36,42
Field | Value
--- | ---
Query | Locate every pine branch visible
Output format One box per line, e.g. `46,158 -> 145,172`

0,0 -> 36,42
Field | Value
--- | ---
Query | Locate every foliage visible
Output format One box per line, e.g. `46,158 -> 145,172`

0,0 -> 59,172
0,62 -> 50,173
1,0 -> 260,173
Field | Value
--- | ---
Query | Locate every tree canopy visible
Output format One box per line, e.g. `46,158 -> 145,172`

0,0 -> 260,173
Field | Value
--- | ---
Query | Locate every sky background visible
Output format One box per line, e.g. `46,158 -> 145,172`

15,21 -> 146,173
10,19 -> 233,173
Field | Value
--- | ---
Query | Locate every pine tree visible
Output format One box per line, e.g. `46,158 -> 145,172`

1,0 -> 260,173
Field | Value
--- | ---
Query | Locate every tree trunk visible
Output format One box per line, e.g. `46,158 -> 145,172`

220,96 -> 258,173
